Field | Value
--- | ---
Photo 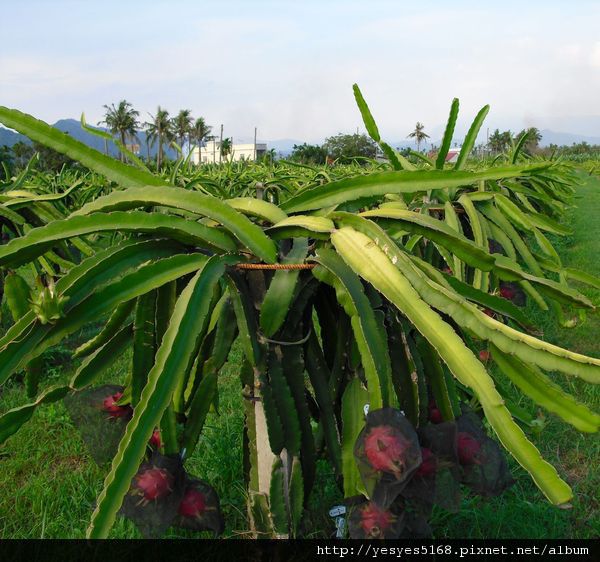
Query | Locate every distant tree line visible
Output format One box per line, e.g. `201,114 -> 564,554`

0,100 -> 216,178
487,127 -> 542,155
99,100 -> 213,170
541,141 -> 600,159
1,139 -> 76,176
2,108 -> 599,181
290,122 -> 436,165
291,133 -> 378,165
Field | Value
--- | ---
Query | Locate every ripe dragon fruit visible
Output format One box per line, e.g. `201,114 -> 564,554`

457,432 -> 482,465
149,429 -> 162,449
102,391 -> 132,419
178,487 -> 207,519
428,400 -> 443,424
479,350 -> 491,362
499,285 -> 516,300
133,467 -> 174,503
359,503 -> 396,539
414,447 -> 437,478
364,425 -> 411,478
175,479 -> 224,534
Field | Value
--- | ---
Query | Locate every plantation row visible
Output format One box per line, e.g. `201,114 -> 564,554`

0,86 -> 598,539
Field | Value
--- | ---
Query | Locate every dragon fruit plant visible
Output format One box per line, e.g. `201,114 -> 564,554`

0,84 -> 599,538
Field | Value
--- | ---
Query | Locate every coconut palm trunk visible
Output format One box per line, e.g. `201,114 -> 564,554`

120,132 -> 126,162
158,131 -> 163,170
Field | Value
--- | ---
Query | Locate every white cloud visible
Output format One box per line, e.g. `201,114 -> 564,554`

590,42 -> 600,68
556,43 -> 588,65
1,1 -> 599,141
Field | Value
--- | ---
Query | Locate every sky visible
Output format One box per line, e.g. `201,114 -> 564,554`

2,0 -> 599,144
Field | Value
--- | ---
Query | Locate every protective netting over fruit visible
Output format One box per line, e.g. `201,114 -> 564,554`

456,408 -> 514,497
354,408 -> 422,507
175,477 -> 224,535
348,499 -> 405,540
405,422 -> 462,512
498,281 -> 527,307
64,385 -> 131,465
65,386 -> 223,537
121,453 -> 186,537
348,406 -> 513,538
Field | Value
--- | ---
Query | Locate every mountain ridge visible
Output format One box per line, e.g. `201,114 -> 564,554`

2,119 -> 599,156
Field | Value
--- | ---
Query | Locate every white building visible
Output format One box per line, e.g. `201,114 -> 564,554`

190,140 -> 267,165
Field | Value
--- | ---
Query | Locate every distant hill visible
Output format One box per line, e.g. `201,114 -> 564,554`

53,119 -> 121,156
267,138 -> 305,156
538,129 -> 600,147
1,118 -> 177,159
0,126 -> 27,147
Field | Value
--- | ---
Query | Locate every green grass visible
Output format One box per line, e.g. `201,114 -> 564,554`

0,172 -> 599,538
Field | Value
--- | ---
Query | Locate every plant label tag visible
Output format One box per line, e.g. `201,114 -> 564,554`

335,516 -> 346,539
329,505 -> 346,517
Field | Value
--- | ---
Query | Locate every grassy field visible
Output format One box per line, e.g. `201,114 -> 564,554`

0,171 -> 598,539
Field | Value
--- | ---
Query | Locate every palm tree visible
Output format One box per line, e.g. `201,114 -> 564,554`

261,148 -> 277,164
220,137 -> 232,161
407,122 -> 430,152
172,109 -> 193,151
100,100 -> 139,162
145,107 -> 173,170
488,129 -> 513,154
520,127 -> 542,154
191,117 -> 212,165
500,130 -> 513,152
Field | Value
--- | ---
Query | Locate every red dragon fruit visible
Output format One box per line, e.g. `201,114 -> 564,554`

359,503 -> 396,538
457,432 -> 482,465
415,447 -> 437,478
364,425 -> 411,478
428,400 -> 443,424
479,350 -> 491,362
499,285 -> 516,300
178,487 -> 207,519
149,429 -> 162,449
133,467 -> 174,503
102,391 -> 132,419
